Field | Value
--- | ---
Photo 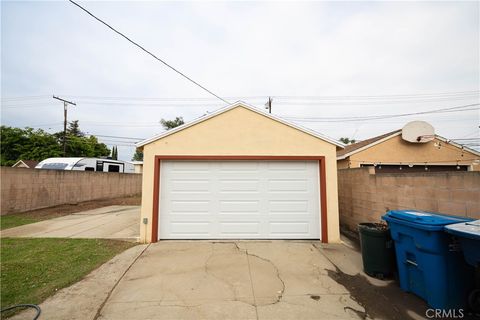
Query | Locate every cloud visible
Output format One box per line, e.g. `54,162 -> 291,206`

1,1 -> 478,160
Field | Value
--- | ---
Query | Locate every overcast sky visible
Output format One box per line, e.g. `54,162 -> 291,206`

1,1 -> 479,161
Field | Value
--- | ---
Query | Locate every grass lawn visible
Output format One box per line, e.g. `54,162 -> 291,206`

0,215 -> 39,230
0,195 -> 141,230
1,238 -> 136,316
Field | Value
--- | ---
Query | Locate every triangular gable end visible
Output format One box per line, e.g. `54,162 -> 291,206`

137,101 -> 344,149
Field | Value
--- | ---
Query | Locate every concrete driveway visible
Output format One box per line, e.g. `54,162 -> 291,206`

0,205 -> 140,241
104,241 -> 366,320
12,240 -> 430,320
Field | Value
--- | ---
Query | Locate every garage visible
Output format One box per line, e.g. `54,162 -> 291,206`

159,160 -> 320,239
137,102 -> 343,243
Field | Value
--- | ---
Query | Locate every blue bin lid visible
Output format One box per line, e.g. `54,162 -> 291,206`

383,210 -> 471,226
445,220 -> 480,240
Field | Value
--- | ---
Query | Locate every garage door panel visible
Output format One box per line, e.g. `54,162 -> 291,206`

269,222 -> 310,235
219,179 -> 260,192
268,179 -> 308,192
170,222 -> 210,234
159,160 -> 320,240
218,214 -> 262,222
169,200 -> 210,213
219,161 -> 259,171
170,179 -> 210,193
219,200 -> 260,212
268,200 -> 309,212
266,161 -> 307,170
170,161 -> 211,171
167,214 -> 212,221
220,222 -> 260,235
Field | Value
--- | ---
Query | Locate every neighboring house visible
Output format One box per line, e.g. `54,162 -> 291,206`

131,161 -> 143,174
11,160 -> 39,168
136,101 -> 344,244
337,125 -> 480,172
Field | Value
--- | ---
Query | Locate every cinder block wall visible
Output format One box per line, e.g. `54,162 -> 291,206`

1,167 -> 142,215
338,167 -> 480,232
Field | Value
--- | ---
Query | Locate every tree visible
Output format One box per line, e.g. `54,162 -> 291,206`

54,131 -> 110,158
160,117 -> 184,130
0,126 -> 62,166
340,137 -> 357,145
132,149 -> 143,161
67,120 -> 84,137
0,125 -> 111,166
87,136 -> 110,158
111,146 -> 118,160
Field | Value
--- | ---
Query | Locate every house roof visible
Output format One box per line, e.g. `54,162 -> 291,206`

337,129 -> 480,160
336,130 -> 402,159
12,160 -> 39,168
136,101 -> 345,148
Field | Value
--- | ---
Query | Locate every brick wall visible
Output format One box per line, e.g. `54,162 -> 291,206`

338,167 -> 480,232
1,167 -> 142,215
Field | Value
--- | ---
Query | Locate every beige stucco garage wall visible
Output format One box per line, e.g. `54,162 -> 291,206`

340,135 -> 479,170
140,106 -> 340,243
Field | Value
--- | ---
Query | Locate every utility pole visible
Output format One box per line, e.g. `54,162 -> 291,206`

53,95 -> 76,156
265,96 -> 272,114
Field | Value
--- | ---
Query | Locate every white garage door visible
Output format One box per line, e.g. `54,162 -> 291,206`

159,160 -> 320,240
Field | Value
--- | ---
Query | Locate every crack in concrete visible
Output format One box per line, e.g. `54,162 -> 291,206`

204,242 -> 287,309
244,251 -> 286,305
203,244 -> 256,309
231,242 -> 286,306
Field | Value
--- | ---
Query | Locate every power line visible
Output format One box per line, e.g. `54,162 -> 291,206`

273,90 -> 480,100
6,103 -> 479,128
283,103 -> 480,122
2,90 -> 479,102
91,134 -> 146,140
68,0 -> 229,104
273,96 -> 480,105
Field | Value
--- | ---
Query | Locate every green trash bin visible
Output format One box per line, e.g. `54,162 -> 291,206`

358,223 -> 396,279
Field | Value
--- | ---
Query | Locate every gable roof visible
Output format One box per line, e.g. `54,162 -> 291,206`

336,130 -> 402,160
12,160 -> 39,168
136,101 -> 345,148
337,129 -> 480,160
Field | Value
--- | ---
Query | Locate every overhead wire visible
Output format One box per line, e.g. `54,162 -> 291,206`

68,0 -> 230,104
283,103 -> 479,122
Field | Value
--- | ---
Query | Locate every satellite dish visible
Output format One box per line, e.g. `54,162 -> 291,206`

402,121 -> 435,143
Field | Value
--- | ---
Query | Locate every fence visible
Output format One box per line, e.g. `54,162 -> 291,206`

338,167 -> 480,232
1,167 -> 142,215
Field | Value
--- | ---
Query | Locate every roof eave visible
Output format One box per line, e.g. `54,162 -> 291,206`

136,101 -> 345,148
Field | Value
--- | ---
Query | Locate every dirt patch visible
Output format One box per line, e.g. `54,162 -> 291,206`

327,266 -> 424,320
3,195 -> 141,220
327,266 -> 480,320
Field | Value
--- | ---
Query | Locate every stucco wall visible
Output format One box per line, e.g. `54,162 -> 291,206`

338,167 -> 480,232
140,106 -> 341,243
343,135 -> 479,170
1,167 -> 142,215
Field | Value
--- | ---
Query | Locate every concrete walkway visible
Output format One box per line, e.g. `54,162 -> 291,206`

0,205 -> 140,241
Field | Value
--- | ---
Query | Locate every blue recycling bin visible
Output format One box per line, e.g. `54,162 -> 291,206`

445,220 -> 480,267
382,210 -> 474,310
445,220 -> 480,313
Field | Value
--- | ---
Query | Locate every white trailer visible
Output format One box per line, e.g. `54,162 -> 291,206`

35,157 -> 135,174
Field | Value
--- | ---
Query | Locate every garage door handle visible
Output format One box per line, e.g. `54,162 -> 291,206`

406,259 -> 418,267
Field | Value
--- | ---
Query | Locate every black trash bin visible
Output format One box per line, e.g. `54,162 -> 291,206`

358,223 -> 396,279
